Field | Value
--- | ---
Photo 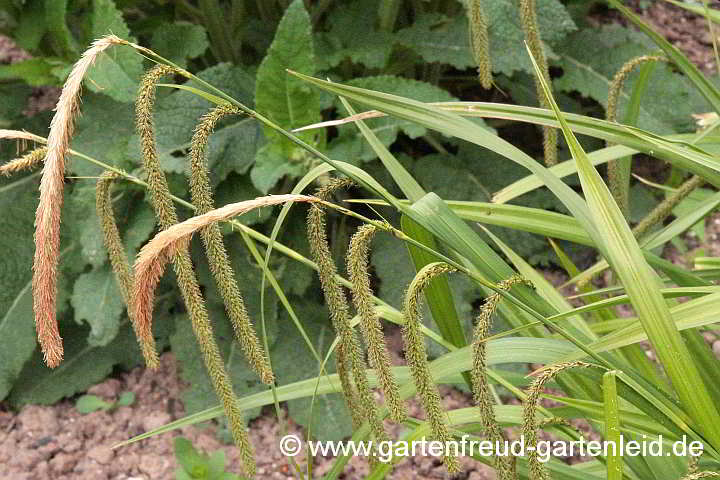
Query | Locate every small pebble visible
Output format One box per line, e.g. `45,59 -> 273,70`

712,340 -> 720,358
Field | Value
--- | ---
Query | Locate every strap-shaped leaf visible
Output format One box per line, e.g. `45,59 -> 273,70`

527,45 -> 720,450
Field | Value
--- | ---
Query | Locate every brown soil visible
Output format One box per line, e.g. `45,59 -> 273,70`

637,0 -> 720,74
0,350 -> 495,480
2,2 -> 720,479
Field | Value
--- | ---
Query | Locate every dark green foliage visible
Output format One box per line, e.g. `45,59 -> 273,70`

554,25 -> 707,133
150,22 -> 209,68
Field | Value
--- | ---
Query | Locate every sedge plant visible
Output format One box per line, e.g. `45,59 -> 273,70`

4,1 -> 720,479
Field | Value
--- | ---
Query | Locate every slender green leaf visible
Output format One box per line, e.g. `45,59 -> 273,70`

603,371 -> 623,480
529,47 -> 720,448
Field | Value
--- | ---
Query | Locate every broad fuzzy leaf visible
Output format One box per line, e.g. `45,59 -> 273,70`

398,0 -> 575,76
0,173 -> 41,400
0,83 -> 33,127
8,322 -> 144,406
252,0 -> 321,192
0,283 -> 34,400
70,93 -> 135,177
84,0 -> 144,103
10,0 -> 47,52
71,265 -> 125,347
45,0 -> 77,58
0,58 -> 60,86
254,0 -> 320,148
151,22 -> 210,68
65,183 -> 107,267
315,0 -> 393,70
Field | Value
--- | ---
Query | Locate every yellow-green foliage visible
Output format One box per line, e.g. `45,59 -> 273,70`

606,55 -> 668,217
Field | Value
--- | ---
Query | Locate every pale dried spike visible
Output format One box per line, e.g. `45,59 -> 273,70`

32,34 -> 124,368
0,129 -> 47,143
0,147 -> 47,176
132,194 -> 316,338
679,473 -> 720,480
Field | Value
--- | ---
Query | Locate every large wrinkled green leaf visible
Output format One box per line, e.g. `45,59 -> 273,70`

0,173 -> 41,401
315,0 -> 394,70
8,322 -> 144,406
0,173 -> 37,315
0,83 -> 33,127
70,93 -> 135,177
398,0 -> 575,75
251,0 -> 321,192
254,0 -> 319,152
84,0 -> 144,103
0,282 -> 34,400
10,0 -> 47,52
71,265 -> 125,347
44,0 -> 76,58
0,57 -> 60,86
150,22 -> 209,68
